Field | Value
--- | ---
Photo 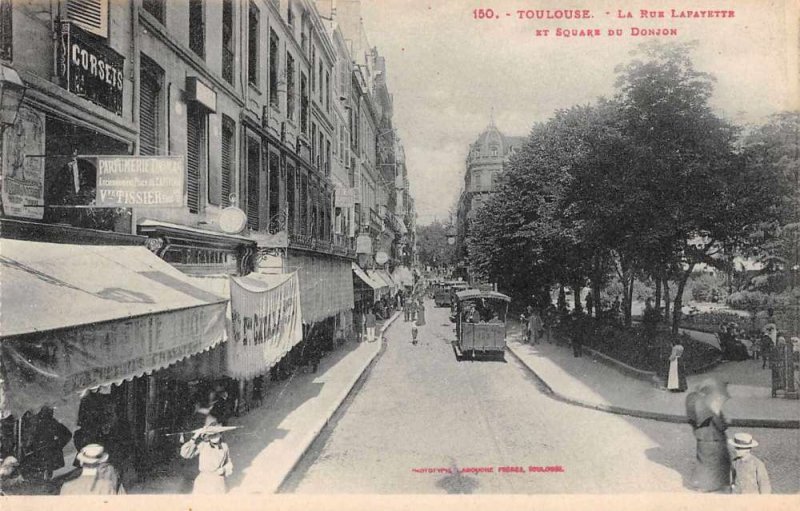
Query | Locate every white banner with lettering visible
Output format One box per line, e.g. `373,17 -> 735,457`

228,272 -> 303,379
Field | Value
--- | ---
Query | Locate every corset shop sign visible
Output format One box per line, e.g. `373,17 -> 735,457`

58,21 -> 124,116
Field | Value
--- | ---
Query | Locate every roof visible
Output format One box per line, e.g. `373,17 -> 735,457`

455,289 -> 511,302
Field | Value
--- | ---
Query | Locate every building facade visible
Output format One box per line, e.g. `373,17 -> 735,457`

0,0 -> 413,480
455,120 -> 524,273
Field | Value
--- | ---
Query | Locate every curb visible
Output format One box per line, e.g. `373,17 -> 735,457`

581,345 -> 658,382
271,310 -> 402,493
507,343 -> 799,429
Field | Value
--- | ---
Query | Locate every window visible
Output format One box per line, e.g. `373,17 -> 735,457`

300,73 -> 308,133
300,173 -> 308,235
269,29 -> 279,107
326,140 -> 331,176
186,103 -> 207,214
268,151 -> 281,230
222,0 -> 234,85
67,0 -> 108,38
286,53 -> 295,121
246,135 -> 261,230
142,0 -> 164,23
311,123 -> 317,163
287,2 -> 294,28
318,61 -> 323,102
324,70 -> 330,111
287,163 -> 296,233
139,55 -> 163,156
189,0 -> 205,59
219,116 -> 235,207
248,3 -> 259,86
0,0 -> 10,61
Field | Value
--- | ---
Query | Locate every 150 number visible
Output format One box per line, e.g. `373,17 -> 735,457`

473,8 -> 497,19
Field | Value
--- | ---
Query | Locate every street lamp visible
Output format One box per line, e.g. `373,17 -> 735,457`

446,229 -> 456,246
0,64 -> 27,130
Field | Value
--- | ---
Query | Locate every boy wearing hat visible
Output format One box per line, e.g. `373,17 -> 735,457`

728,433 -> 771,494
180,425 -> 234,494
59,444 -> 125,495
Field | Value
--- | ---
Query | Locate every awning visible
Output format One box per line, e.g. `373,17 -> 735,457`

368,269 -> 397,293
352,263 -> 384,291
392,265 -> 414,287
227,272 -> 303,379
0,240 -> 228,417
287,253 -> 354,324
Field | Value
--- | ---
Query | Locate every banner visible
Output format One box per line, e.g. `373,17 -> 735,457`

228,272 -> 303,379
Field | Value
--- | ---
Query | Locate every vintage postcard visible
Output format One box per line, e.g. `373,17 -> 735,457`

0,0 -> 798,509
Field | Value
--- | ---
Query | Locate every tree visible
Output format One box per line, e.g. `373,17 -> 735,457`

614,41 -> 784,333
415,220 -> 456,270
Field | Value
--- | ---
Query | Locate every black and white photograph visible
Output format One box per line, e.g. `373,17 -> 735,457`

0,0 -> 798,507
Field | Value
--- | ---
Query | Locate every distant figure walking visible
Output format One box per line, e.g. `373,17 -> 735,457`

666,342 -> 687,392
685,379 -> 731,492
411,320 -> 419,345
364,309 -> 377,343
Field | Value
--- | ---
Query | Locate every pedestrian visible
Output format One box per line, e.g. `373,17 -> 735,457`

60,444 -> 125,495
411,320 -> 419,345
760,323 -> 776,370
22,406 -> 72,481
364,308 -> 377,343
771,335 -> 790,397
180,425 -> 234,494
585,291 -> 594,317
0,456 -> 23,495
666,341 -> 687,392
685,378 -> 731,492
416,299 -> 426,326
523,305 -> 534,343
528,307 -> 543,345
403,299 -> 411,322
642,298 -> 661,345
728,433 -> 771,494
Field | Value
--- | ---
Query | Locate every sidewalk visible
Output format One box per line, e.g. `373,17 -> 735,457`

507,330 -> 800,429
131,311 -> 400,494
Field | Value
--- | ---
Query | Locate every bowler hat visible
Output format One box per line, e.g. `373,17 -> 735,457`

728,432 -> 758,450
76,444 -> 109,466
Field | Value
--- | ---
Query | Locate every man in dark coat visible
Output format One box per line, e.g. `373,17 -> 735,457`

22,406 -> 72,481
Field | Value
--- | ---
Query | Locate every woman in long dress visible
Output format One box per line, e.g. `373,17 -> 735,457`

667,342 -> 687,392
685,379 -> 731,492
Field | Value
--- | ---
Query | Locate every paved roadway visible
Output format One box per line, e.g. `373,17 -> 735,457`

283,299 -> 799,494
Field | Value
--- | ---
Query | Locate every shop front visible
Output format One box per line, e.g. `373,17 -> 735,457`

0,239 -> 228,490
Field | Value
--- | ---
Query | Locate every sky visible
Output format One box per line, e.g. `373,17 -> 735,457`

356,0 -> 798,225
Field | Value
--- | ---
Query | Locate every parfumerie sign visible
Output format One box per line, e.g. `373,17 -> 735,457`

93,156 -> 185,207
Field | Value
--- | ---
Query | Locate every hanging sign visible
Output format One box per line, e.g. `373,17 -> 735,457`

92,156 -> 185,207
58,21 -> 125,116
228,273 -> 303,379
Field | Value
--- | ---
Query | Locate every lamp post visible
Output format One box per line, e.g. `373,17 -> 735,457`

0,63 -> 27,132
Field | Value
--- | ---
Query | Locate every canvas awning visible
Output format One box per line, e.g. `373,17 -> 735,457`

352,263 -> 384,291
227,272 -> 303,379
287,253 -> 354,324
368,269 -> 397,294
0,240 -> 228,417
392,265 -> 414,288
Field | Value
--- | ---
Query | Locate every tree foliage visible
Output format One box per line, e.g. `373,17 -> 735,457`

467,41 -> 789,332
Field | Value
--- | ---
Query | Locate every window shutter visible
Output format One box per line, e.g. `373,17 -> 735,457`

139,65 -> 161,156
186,104 -> 205,214
67,0 -> 109,38
220,118 -> 234,207
246,137 -> 260,230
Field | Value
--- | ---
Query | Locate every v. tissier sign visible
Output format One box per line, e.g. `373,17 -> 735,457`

93,156 -> 185,207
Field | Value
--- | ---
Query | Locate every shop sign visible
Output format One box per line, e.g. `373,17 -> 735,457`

58,21 -> 125,116
93,156 -> 184,207
1,107 -> 45,219
356,234 -> 372,254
